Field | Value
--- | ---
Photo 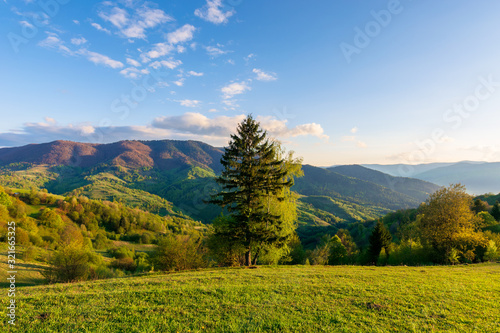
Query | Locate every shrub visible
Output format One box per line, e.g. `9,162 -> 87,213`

108,246 -> 135,260
110,257 -> 137,272
43,243 -> 94,283
483,240 -> 499,262
154,234 -> 207,271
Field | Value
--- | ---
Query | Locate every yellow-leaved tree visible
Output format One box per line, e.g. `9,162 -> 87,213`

419,184 -> 488,263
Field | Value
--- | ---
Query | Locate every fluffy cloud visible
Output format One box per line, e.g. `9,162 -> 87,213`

91,22 -> 111,34
38,32 -> 123,69
178,100 -> 201,108
187,71 -> 204,77
253,69 -> 277,81
98,5 -> 172,39
205,45 -> 228,57
0,114 -> 329,147
71,37 -> 88,45
141,42 -> 175,62
167,24 -> 196,44
81,50 -> 124,69
120,67 -> 150,79
221,81 -> 251,99
194,0 -> 235,25
149,59 -> 182,70
126,58 -> 141,67
38,33 -> 73,55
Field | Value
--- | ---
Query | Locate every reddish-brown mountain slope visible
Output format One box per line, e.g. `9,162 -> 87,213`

0,140 -> 224,171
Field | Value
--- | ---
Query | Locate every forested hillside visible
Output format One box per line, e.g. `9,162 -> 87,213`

0,140 -> 440,227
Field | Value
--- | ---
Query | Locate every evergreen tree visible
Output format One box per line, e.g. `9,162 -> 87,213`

491,201 -> 500,222
368,220 -> 392,264
210,115 -> 297,266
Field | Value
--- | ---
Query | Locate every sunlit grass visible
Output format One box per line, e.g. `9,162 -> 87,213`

2,264 -> 499,332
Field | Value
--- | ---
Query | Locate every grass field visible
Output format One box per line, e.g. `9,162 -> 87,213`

2,264 -> 500,332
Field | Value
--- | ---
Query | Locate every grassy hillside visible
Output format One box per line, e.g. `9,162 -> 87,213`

2,264 -> 499,332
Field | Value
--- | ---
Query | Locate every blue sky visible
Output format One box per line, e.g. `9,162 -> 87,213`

1,0 -> 500,166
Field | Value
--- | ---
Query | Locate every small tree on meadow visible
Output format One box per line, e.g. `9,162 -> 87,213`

368,220 -> 392,264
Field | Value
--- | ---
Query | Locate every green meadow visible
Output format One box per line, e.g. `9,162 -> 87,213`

2,264 -> 499,332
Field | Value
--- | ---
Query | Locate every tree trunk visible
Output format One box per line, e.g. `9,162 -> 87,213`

252,248 -> 260,266
245,249 -> 251,266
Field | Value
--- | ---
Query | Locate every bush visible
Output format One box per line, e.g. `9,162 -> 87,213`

387,239 -> 434,266
483,240 -> 499,262
154,234 -> 207,271
110,257 -> 137,272
43,243 -> 93,283
90,265 -> 126,280
93,233 -> 111,250
108,246 -> 135,260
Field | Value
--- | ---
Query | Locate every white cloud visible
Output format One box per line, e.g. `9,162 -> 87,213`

221,81 -> 251,99
257,116 -> 329,140
141,42 -> 175,62
253,68 -> 277,81
167,24 -> 196,44
205,45 -> 228,57
73,20 -> 80,25
38,33 -> 73,55
188,71 -> 204,77
149,59 -> 182,70
126,58 -> 141,67
91,22 -> 111,34
173,78 -> 185,87
0,114 -> 329,147
81,50 -> 124,69
19,20 -> 34,28
99,7 -> 129,29
194,0 -> 235,25
120,67 -> 150,79
98,5 -> 172,39
351,127 -> 358,134
71,37 -> 87,45
179,100 -> 201,108
153,113 -> 245,136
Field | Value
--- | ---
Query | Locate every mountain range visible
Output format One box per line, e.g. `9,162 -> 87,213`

0,140 -> 442,227
363,161 -> 500,195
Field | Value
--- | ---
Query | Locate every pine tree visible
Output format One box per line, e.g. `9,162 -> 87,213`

368,220 -> 392,264
210,115 -> 297,266
491,201 -> 500,222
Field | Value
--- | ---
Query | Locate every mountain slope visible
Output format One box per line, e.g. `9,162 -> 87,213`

0,140 -> 224,171
0,140 -> 439,225
330,165 -> 440,202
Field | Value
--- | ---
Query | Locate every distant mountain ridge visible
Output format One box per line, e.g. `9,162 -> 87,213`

363,161 -> 500,195
0,139 -> 441,226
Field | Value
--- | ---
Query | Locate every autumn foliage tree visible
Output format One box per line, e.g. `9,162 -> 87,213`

419,184 -> 487,263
